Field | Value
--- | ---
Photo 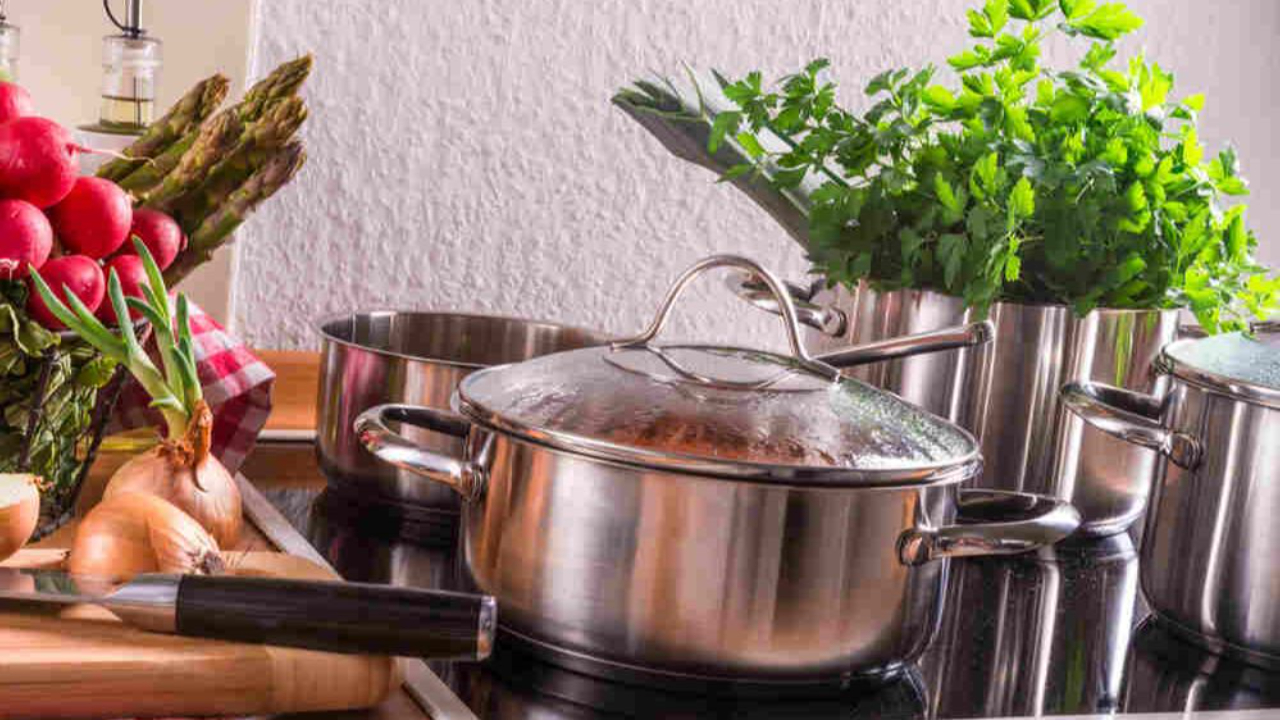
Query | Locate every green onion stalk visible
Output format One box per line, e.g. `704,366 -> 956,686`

29,239 -> 242,547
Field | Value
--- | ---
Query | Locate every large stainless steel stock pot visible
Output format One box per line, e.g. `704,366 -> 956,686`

355,256 -> 1079,685
1064,329 -> 1280,669
731,276 -> 1179,538
317,311 -> 606,509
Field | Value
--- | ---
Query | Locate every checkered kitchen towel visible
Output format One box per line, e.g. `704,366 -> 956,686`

110,301 -> 274,473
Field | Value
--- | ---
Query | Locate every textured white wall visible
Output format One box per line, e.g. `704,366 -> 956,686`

237,0 -> 1280,350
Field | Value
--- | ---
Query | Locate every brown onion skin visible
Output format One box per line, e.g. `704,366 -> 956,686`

101,402 -> 242,547
69,492 -> 223,581
104,447 -> 242,547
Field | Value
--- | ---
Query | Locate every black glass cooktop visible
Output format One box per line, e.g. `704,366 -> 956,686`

258,483 -> 1280,719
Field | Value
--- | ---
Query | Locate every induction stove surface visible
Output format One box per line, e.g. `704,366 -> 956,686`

256,483 -> 1280,719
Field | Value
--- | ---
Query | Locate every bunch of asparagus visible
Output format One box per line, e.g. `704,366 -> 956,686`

97,56 -> 313,285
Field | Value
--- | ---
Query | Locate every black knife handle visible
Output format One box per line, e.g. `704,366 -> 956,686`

176,575 -> 496,659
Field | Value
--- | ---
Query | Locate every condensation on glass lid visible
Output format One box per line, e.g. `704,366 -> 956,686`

458,346 -> 977,472
1167,331 -> 1280,391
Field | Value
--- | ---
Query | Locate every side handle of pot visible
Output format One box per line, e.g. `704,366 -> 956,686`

898,490 -> 1081,566
816,320 -> 994,369
1061,381 -> 1201,470
725,272 -> 848,337
355,404 -> 485,501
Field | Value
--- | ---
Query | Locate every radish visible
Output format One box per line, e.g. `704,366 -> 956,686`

0,199 -> 51,279
25,255 -> 105,329
48,177 -> 133,259
95,256 -> 147,324
0,83 -> 35,125
0,117 -> 82,208
121,208 -> 184,270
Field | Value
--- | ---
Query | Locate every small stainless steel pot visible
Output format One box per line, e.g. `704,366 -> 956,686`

317,312 -> 607,509
1064,330 -> 1280,668
356,256 -> 1080,685
730,276 -> 1179,537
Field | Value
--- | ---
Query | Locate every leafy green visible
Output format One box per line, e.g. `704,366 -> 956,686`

0,280 -> 117,517
715,0 -> 1275,331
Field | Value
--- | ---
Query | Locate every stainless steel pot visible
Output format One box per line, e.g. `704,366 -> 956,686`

356,255 -> 1080,685
317,312 -> 607,509
1064,329 -> 1280,668
730,277 -> 1179,537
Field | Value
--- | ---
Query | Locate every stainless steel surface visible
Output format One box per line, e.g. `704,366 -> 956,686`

921,534 -> 1140,718
898,490 -> 1081,565
1159,331 -> 1280,408
357,417 -> 1076,683
727,273 -> 847,336
816,320 -> 994,369
1124,618 -> 1280,713
733,279 -> 1180,537
352,255 -> 1079,682
434,255 -> 979,486
1064,329 -> 1280,667
613,255 -> 841,382
316,311 -> 606,508
0,567 -> 179,632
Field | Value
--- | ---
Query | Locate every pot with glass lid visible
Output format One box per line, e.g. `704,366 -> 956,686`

357,255 -> 1080,685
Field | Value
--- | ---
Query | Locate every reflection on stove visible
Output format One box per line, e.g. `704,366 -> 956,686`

259,483 -> 1280,720
1123,618 -> 1280,713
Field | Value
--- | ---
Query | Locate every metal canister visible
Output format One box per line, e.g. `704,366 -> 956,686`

731,277 -> 1179,537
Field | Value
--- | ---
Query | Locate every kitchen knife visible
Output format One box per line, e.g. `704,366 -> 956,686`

0,567 -> 496,660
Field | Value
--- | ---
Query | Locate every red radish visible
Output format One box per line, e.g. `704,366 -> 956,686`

47,177 -> 133,259
26,255 -> 105,329
0,117 -> 82,208
0,83 -> 35,125
121,209 -> 184,270
95,255 -> 147,324
0,199 -> 51,279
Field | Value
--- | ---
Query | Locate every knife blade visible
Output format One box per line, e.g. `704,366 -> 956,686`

0,566 -> 496,660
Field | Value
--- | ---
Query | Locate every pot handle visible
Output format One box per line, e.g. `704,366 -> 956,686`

1061,381 -> 1201,469
354,404 -> 485,501
816,320 -> 994,369
898,490 -> 1081,566
614,254 -> 841,381
725,272 -> 848,337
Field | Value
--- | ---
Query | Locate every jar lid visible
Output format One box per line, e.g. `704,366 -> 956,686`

453,256 -> 980,486
1160,330 -> 1280,408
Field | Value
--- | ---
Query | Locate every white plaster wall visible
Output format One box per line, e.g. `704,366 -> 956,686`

237,0 -> 1280,350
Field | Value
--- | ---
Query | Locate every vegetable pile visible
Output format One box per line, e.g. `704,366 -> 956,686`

0,57 -> 310,521
33,240 -> 241,578
616,0 -> 1277,332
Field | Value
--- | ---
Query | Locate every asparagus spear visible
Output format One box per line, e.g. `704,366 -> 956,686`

121,109 -> 241,195
164,142 -> 307,286
97,74 -> 231,181
613,71 -> 833,250
236,55 -> 313,122
115,56 -> 313,194
145,96 -> 307,224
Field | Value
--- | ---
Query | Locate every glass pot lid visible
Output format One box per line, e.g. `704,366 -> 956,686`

1160,328 -> 1280,408
455,255 -> 980,486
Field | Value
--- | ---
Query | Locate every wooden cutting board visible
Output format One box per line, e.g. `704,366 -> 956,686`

0,548 -> 400,720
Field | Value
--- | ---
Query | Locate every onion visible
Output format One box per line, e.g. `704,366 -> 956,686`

0,473 -> 39,562
69,492 -> 224,581
103,400 -> 242,547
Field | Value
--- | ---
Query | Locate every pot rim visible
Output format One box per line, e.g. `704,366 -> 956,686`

315,309 -> 609,369
1157,336 -> 1280,409
454,384 -> 985,489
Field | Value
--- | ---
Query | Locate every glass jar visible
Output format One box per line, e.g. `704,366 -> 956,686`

0,22 -> 19,81
100,33 -> 162,128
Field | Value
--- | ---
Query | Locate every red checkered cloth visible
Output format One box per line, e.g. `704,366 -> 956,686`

109,301 -> 274,473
